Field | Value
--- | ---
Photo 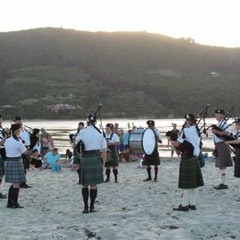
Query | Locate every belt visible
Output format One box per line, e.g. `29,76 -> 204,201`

6,157 -> 21,161
84,150 -> 100,154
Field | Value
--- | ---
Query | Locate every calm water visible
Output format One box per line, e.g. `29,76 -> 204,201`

4,118 -> 222,157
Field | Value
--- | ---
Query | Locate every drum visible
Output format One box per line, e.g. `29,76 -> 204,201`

128,128 -> 157,155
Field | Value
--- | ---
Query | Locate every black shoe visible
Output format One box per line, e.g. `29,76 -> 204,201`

173,204 -> 189,211
22,183 -> 32,188
115,180 -> 118,183
104,179 -> 110,183
6,203 -> 13,208
143,178 -> 152,181
12,203 -> 24,208
214,184 -> 228,190
82,208 -> 89,214
0,193 -> 7,199
90,208 -> 97,213
154,177 -> 157,182
188,205 -> 197,210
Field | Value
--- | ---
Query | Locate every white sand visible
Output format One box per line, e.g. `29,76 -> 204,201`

0,158 -> 240,240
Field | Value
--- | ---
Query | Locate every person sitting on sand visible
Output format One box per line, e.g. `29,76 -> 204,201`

41,148 -> 62,172
30,149 -> 42,169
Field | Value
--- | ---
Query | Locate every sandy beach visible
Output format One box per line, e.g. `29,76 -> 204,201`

0,157 -> 240,240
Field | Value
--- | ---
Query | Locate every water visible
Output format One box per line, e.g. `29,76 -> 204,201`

3,118 -> 223,157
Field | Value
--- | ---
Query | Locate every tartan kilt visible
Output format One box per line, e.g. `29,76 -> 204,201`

5,157 -> 26,183
178,156 -> 204,189
142,147 -> 160,166
79,155 -> 103,186
233,149 -> 240,178
215,142 -> 233,168
0,157 -> 4,177
104,149 -> 119,167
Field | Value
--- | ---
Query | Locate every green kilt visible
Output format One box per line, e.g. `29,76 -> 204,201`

215,142 -> 232,168
233,149 -> 240,178
0,156 -> 4,177
178,156 -> 204,189
5,157 -> 26,183
104,148 -> 119,167
79,154 -> 103,186
142,147 -> 160,166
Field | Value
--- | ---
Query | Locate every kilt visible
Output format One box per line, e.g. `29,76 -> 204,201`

79,153 -> 103,186
0,156 -> 4,177
104,148 -> 119,167
233,149 -> 240,178
178,156 -> 204,189
215,142 -> 233,168
142,147 -> 160,166
5,157 -> 26,183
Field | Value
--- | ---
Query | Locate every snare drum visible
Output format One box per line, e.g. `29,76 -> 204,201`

128,128 -> 157,155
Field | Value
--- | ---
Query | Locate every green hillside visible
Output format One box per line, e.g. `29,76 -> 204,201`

0,28 -> 239,119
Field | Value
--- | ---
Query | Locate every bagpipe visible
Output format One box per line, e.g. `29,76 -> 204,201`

172,104 -> 211,158
203,105 -> 234,135
203,105 -> 240,149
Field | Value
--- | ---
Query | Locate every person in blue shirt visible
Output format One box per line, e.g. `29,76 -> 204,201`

41,148 -> 62,172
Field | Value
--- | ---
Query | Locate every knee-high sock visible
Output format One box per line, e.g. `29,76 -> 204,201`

154,166 -> 158,179
106,169 -> 110,180
82,188 -> 89,210
181,189 -> 190,207
90,189 -> 97,210
220,168 -> 227,185
113,169 -> 118,181
7,185 -> 14,206
189,188 -> 198,206
146,167 -> 151,179
12,187 -> 20,206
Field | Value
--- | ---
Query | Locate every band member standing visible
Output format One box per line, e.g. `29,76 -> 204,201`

30,128 -> 41,152
171,114 -> 204,211
142,120 -> 162,182
213,117 -> 240,182
212,109 -> 232,190
104,123 -> 120,183
15,116 -> 32,188
5,123 -> 28,208
75,114 -> 107,214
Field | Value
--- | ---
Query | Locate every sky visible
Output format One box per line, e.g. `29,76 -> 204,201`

1,0 -> 239,48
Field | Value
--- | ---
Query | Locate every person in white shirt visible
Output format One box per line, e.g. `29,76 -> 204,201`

75,114 -> 107,214
216,117 -> 240,181
5,123 -> 28,208
142,120 -> 162,182
15,116 -> 32,188
171,113 -> 204,211
211,109 -> 232,190
104,123 -> 120,183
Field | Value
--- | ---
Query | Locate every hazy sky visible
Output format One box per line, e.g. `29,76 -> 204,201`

1,0 -> 239,48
